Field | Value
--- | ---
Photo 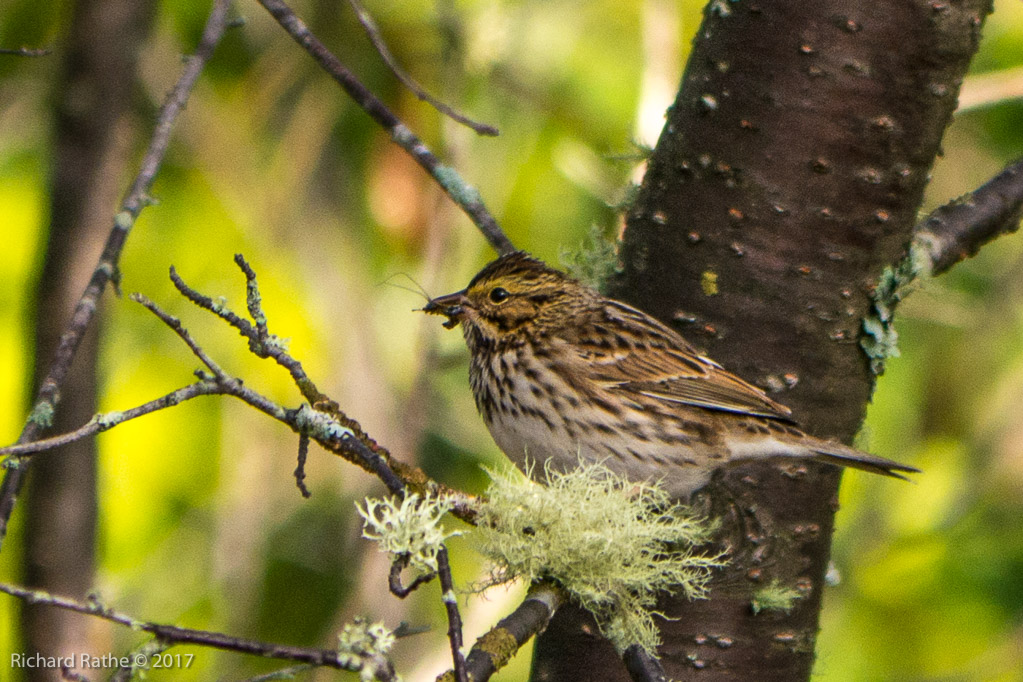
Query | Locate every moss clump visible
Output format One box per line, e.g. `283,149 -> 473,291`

471,461 -> 726,654
751,579 -> 803,615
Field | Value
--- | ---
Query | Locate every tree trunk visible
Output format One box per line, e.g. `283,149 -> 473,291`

22,1 -> 153,678
530,0 -> 991,679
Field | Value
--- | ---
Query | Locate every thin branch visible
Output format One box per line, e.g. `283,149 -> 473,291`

454,582 -> 563,682
622,645 -> 668,682
913,158 -> 1023,275
0,382 -> 220,458
0,0 -> 233,550
0,583 -> 397,680
131,293 -> 230,380
169,257 -> 327,405
0,46 -> 52,57
436,546 -> 468,682
254,0 -> 516,256
294,433 -> 312,498
345,0 -> 498,136
389,555 -> 436,598
238,665 -> 315,682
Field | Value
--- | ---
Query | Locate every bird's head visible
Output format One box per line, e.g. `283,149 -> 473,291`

422,252 -> 591,344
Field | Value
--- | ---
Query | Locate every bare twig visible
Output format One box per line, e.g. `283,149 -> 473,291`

0,381 -> 221,458
914,158 -> 1023,275
0,0 -> 232,550
389,555 -> 436,598
254,0 -> 516,256
622,645 -> 668,682
0,583 -> 397,680
0,46 -> 52,56
453,582 -> 563,682
346,0 -> 498,136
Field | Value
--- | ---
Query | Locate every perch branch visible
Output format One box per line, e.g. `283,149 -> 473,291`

448,582 -> 563,682
254,0 -> 516,256
0,0 -> 232,550
0,583 -> 397,680
346,0 -> 498,136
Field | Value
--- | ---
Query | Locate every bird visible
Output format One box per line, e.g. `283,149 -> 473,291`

422,251 -> 918,499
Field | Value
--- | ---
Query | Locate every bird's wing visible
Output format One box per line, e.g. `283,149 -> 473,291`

585,346 -> 795,421
566,301 -> 795,421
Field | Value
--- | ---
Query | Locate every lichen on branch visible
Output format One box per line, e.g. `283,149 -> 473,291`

470,461 -> 726,655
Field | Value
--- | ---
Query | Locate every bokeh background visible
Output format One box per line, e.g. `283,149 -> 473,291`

1,0 -> 1021,679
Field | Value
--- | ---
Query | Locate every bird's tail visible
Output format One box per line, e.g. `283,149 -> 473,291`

812,441 -> 920,481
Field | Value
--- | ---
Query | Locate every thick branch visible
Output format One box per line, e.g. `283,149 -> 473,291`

450,583 -> 562,682
0,0 -> 232,550
914,158 -> 1023,275
254,0 -> 515,255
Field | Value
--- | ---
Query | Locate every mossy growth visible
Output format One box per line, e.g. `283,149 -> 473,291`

471,461 -> 726,655
750,579 -> 803,615
560,224 -> 621,293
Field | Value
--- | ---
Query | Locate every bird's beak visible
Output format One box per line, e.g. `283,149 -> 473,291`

421,290 -> 469,329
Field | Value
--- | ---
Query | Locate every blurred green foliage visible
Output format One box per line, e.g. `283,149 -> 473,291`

0,0 -> 1021,680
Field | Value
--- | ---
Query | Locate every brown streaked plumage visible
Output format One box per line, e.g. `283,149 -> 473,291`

423,251 -> 918,499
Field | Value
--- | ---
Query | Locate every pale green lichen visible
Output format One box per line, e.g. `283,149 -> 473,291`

294,403 -> 354,442
94,411 -> 124,431
114,210 -> 134,231
860,242 -> 932,375
560,225 -> 620,293
471,462 -> 726,655
751,579 -> 803,615
357,493 -> 460,577
434,164 -> 483,207
27,401 -> 55,428
337,618 -> 398,682
262,334 -> 291,353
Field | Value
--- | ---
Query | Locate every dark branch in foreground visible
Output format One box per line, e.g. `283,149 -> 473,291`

0,583 -> 396,680
0,0 -> 232,550
448,583 -> 563,682
915,158 -> 1023,275
255,0 -> 515,256
346,0 -> 498,136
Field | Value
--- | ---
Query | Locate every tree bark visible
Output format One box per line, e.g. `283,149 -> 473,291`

530,0 -> 991,679
22,1 -> 153,678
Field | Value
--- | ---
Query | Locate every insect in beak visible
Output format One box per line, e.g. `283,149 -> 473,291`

422,290 -> 469,329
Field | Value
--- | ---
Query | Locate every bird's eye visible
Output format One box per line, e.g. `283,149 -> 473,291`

489,287 -> 510,303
